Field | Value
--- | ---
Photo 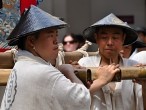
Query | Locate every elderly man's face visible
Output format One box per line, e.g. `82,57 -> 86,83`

95,27 -> 125,59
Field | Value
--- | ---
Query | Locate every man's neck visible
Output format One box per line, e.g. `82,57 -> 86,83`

100,54 -> 120,65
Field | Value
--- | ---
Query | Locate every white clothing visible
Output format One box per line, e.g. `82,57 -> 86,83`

130,51 -> 146,110
78,53 -> 143,110
129,49 -> 138,59
130,51 -> 146,64
1,50 -> 91,110
0,87 -> 5,103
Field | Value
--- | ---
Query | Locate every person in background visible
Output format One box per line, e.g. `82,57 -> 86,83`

78,13 -> 143,110
130,51 -> 146,110
135,27 -> 146,52
120,40 -> 146,58
62,33 -> 85,52
135,27 -> 146,43
0,5 -> 120,110
130,51 -> 146,64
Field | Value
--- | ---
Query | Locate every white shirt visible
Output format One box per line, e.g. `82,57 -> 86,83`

78,53 -> 143,110
1,50 -> 91,110
130,51 -> 146,64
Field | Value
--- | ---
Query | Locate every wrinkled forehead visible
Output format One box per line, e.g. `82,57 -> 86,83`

96,26 -> 124,33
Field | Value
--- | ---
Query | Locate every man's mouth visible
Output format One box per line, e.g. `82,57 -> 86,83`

105,48 -> 113,51
53,46 -> 58,50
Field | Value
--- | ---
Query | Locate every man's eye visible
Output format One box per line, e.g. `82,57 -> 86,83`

113,34 -> 121,39
113,36 -> 119,39
101,36 -> 107,39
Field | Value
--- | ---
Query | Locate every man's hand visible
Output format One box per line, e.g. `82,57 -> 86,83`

69,60 -> 85,69
89,63 -> 120,94
95,63 -> 120,84
58,64 -> 83,84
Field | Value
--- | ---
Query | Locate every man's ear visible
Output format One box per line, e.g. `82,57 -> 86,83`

26,36 -> 35,48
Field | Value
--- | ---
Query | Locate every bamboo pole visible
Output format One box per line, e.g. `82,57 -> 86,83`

0,51 -> 146,109
0,51 -> 97,68
75,66 -> 146,110
87,66 -> 146,81
0,52 -> 14,69
0,69 -> 11,86
64,51 -> 97,64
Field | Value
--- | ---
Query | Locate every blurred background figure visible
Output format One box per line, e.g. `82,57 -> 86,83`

135,27 -> 146,43
135,27 -> 146,52
62,33 -> 85,52
130,51 -> 146,64
120,40 -> 146,58
130,50 -> 146,110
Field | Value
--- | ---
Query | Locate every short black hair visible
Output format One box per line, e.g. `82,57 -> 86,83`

17,32 -> 40,50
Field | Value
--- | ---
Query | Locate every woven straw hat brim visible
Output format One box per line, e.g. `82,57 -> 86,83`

83,13 -> 138,45
132,41 -> 146,48
7,5 -> 67,46
8,25 -> 65,46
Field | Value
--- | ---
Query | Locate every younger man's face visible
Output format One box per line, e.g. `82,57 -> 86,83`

137,32 -> 146,43
33,28 -> 59,62
95,26 -> 125,59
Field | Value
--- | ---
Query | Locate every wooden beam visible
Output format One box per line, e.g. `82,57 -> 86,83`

0,69 -> 11,86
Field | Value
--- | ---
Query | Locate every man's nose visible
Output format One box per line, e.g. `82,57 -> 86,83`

107,38 -> 114,45
120,49 -> 124,54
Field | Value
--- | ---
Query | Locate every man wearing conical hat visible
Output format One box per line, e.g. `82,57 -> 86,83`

120,40 -> 146,58
78,13 -> 143,110
135,27 -> 146,44
0,6 -> 120,110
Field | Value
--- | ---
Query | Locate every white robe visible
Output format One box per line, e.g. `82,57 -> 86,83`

130,51 -> 146,64
1,50 -> 91,110
78,53 -> 143,110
